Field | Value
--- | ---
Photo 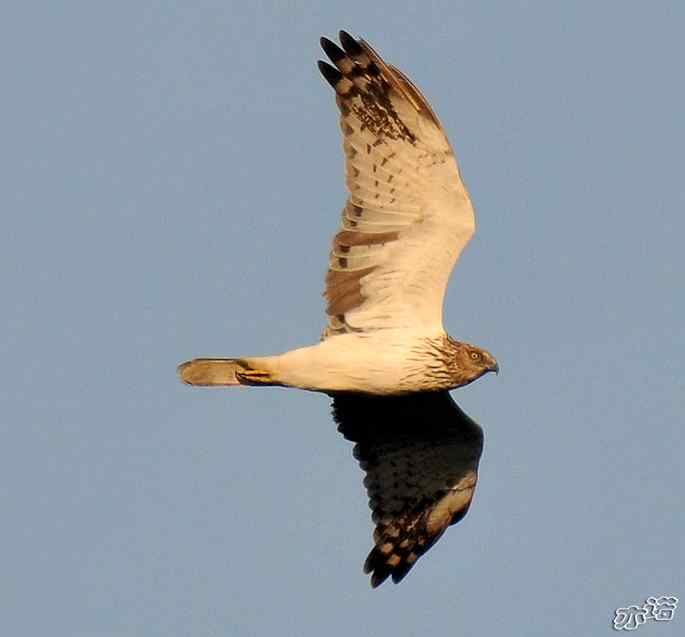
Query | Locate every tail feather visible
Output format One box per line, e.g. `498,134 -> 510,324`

178,357 -> 279,387
178,358 -> 244,386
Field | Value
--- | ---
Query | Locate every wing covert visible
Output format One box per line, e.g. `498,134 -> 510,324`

333,391 -> 484,587
319,32 -> 476,338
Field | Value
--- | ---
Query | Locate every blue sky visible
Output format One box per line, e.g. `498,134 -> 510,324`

2,2 -> 683,636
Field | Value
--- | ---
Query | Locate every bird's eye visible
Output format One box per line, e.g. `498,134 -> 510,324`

470,351 -> 481,361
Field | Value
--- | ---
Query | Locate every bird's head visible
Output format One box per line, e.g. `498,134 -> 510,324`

452,342 -> 499,386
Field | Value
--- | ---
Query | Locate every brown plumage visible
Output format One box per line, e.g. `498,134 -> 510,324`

178,30 -> 499,588
333,391 -> 483,587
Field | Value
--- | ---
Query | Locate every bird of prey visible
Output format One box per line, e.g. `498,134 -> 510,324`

178,31 -> 498,587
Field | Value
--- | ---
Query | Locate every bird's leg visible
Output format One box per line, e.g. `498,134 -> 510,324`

234,364 -> 280,386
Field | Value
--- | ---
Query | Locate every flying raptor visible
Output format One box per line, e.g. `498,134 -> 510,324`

178,31 -> 498,588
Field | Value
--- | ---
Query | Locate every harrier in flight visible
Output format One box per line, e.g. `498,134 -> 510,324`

179,31 -> 498,587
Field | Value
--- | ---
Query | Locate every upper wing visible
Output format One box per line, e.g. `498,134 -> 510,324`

318,32 -> 475,338
333,391 -> 484,588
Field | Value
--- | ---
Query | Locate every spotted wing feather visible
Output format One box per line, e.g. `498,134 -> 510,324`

333,390 -> 484,587
319,32 -> 475,337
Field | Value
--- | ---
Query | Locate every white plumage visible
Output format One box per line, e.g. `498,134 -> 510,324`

178,31 -> 499,588
179,31 -> 496,395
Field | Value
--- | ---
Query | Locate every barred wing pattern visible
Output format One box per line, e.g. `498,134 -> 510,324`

318,32 -> 475,337
333,391 -> 484,587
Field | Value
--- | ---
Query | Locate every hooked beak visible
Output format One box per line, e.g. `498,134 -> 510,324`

487,357 -> 500,375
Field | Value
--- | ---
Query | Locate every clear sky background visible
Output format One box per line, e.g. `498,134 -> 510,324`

2,2 -> 683,636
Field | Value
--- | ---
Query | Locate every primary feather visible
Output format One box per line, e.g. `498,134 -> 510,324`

178,31 -> 499,588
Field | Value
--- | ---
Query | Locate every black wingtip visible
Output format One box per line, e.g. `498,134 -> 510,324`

339,30 -> 363,55
370,573 -> 389,589
364,547 -> 393,589
317,60 -> 342,88
320,36 -> 346,64
369,565 -> 391,589
391,563 -> 412,584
